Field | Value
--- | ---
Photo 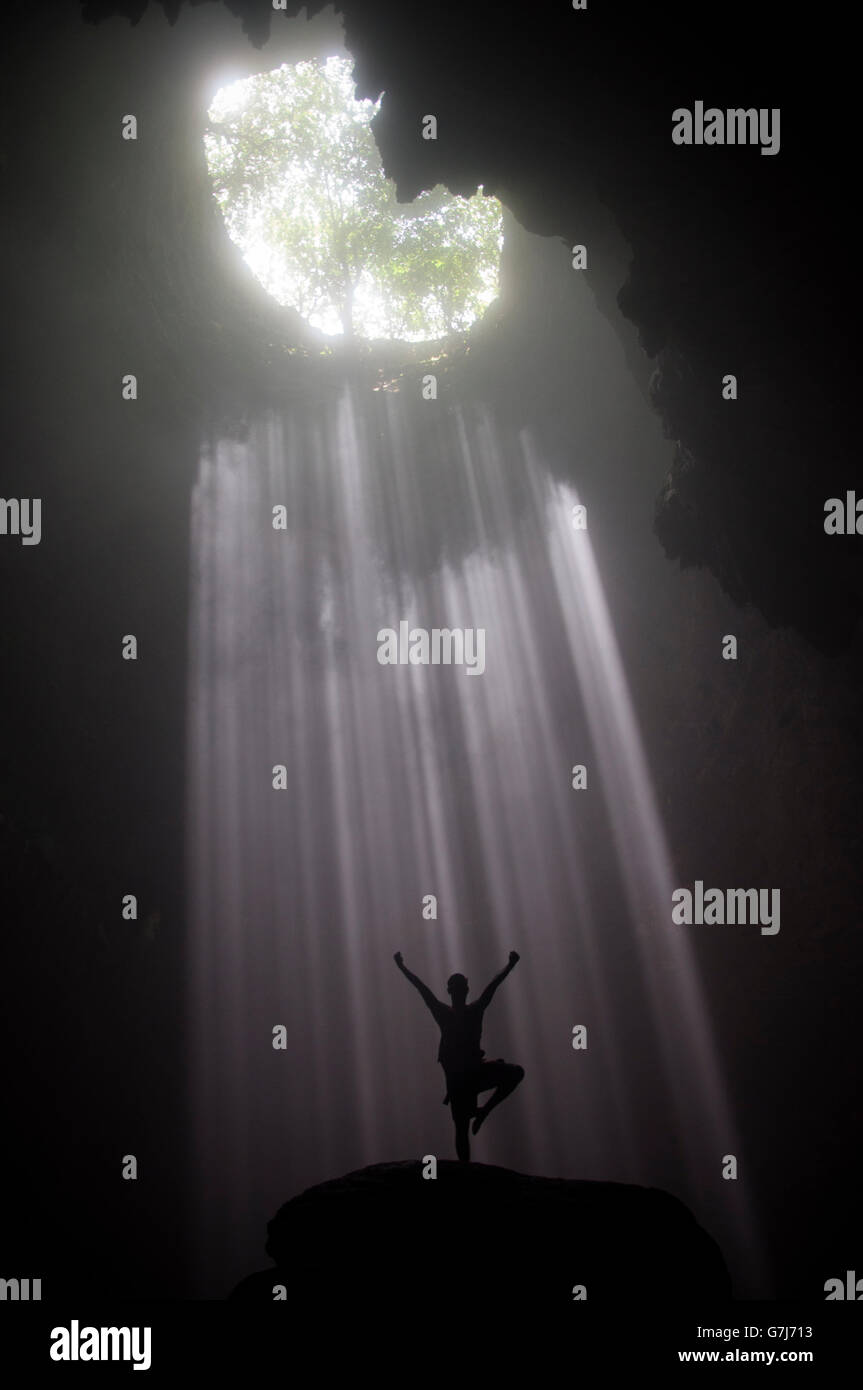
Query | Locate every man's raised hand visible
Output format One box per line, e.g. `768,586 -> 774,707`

394,951 -> 404,966
509,951 -> 520,966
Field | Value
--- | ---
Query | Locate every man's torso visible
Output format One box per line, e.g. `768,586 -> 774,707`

435,1000 -> 486,1074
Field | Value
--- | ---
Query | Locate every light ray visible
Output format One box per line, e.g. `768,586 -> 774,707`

186,388 -> 767,1296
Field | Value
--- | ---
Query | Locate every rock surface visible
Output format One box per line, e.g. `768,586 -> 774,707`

229,1160 -> 732,1307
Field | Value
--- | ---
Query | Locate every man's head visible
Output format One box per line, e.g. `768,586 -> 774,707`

447,973 -> 469,1004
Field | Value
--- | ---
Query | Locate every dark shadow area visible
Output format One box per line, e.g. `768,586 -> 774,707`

229,1161 -> 732,1309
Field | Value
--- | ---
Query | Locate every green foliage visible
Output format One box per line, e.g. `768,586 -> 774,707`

205,57 -> 502,342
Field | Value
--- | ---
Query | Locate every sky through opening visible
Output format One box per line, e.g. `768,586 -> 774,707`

205,57 -> 504,343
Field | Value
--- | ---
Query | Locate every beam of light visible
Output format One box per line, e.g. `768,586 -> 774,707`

186,387 -> 768,1297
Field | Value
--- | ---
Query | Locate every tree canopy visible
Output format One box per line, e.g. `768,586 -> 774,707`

204,57 -> 503,342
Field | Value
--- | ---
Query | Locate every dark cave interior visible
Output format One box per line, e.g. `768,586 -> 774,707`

1,0 -> 861,1303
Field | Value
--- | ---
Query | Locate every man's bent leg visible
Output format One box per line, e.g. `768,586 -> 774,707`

471,1061 -> 524,1135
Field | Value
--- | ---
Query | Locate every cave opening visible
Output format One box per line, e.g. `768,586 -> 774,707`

204,55 -> 503,348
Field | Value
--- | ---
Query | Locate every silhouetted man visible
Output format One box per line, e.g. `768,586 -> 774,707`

394,950 -> 524,1162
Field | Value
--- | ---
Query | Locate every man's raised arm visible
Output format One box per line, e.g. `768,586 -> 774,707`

479,951 -> 520,1008
393,952 -> 441,1015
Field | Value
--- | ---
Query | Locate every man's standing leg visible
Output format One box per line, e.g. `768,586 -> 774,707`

448,1076 -> 476,1163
